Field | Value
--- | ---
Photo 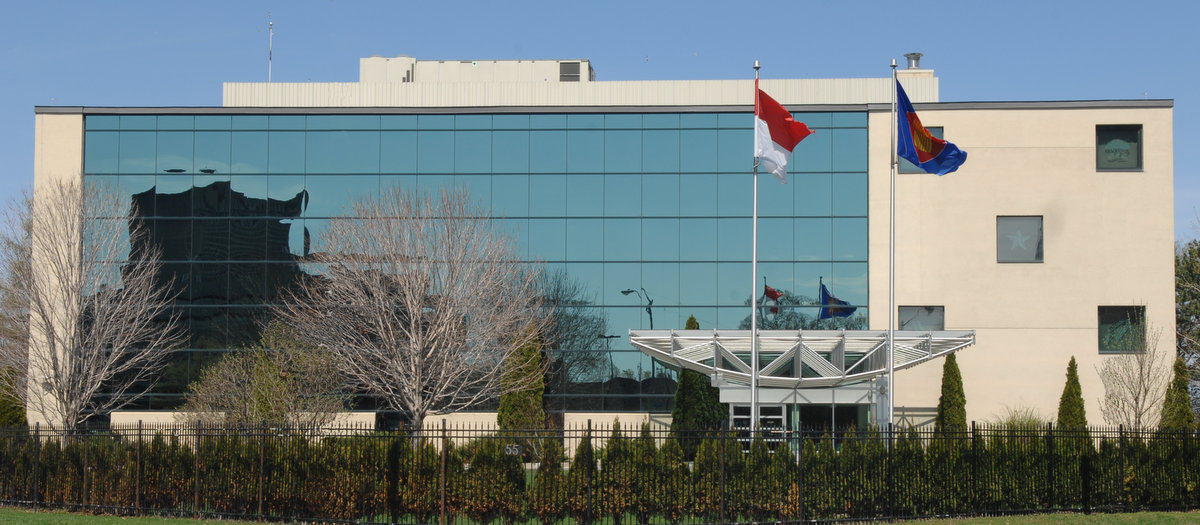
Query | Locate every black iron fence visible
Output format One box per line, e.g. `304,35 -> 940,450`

0,420 -> 1197,523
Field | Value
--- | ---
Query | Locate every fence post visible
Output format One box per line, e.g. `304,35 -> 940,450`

1046,421 -> 1055,511
440,418 -> 447,525
257,420 -> 265,522
32,422 -> 39,509
1118,424 -> 1126,513
969,421 -> 977,513
194,419 -> 201,520
135,420 -> 142,516
887,422 -> 894,520
587,419 -> 593,523
719,428 -> 726,524
82,425 -> 89,509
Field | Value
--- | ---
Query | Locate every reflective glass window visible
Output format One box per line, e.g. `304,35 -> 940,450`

997,216 -> 1044,263
528,219 -> 566,261
230,132 -> 268,173
492,174 -> 529,217
604,130 -> 641,173
380,175 -> 416,195
716,113 -> 747,129
642,129 -> 679,173
455,174 -> 492,210
643,113 -> 680,129
716,173 -> 750,217
680,113 -> 717,129
308,115 -> 379,130
191,263 -> 229,304
829,262 -> 868,305
794,173 -> 832,216
189,307 -> 228,349
154,219 -> 192,261
642,219 -> 679,261
758,262 -> 793,294
307,131 -> 380,174
455,131 -> 491,173
493,131 -> 529,173
268,115 -> 305,130
231,115 -> 267,130
85,131 -> 119,174
791,129 -> 832,173
717,218 -> 751,261
717,129 -> 750,173
641,263 -> 679,307
194,115 -> 231,130
717,263 -> 751,309
194,131 -> 230,175
566,174 -> 603,217
530,114 -> 566,129
417,131 -> 453,173
832,173 -> 868,216
304,175 -> 379,217
120,115 -> 156,130
603,263 -> 641,306
567,114 -> 604,129
156,132 -> 193,174
565,219 -> 603,261
417,115 -> 453,130
155,174 -> 193,217
192,174 -> 230,217
493,114 -> 529,130
831,128 -> 868,172
191,219 -> 228,261
416,174 -> 452,194
604,218 -> 640,261
230,175 -> 268,216
228,307 -> 267,348
679,263 -> 717,306
564,262 -> 603,302
899,306 -> 945,331
380,115 -> 417,130
266,218 -> 298,261
832,112 -> 867,127
759,176 -> 794,216
118,132 -> 156,174
567,130 -> 603,173
757,218 -> 793,261
229,263 -> 267,304
831,218 -> 867,261
229,219 -> 267,261
795,218 -> 833,261
86,115 -> 120,130
678,218 -> 717,261
267,175 -> 306,217
530,130 -> 566,173
528,174 -> 566,217
498,219 -> 528,259
268,131 -> 305,174
454,114 -> 491,130
380,131 -> 417,173
1098,305 -> 1145,353
642,174 -> 679,217
679,173 -> 717,217
1097,124 -> 1142,171
680,129 -> 718,173
604,174 -> 641,216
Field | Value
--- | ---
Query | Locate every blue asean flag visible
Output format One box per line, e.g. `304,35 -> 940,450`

818,282 -> 857,319
896,81 -> 967,175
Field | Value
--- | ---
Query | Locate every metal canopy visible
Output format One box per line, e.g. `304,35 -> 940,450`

629,329 -> 975,389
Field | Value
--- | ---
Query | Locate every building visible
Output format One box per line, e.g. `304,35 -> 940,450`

30,54 -> 1174,429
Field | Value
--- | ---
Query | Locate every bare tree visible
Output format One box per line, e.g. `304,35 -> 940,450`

274,187 -> 547,430
0,193 -> 31,419
0,180 -> 183,430
538,268 -> 610,395
180,321 -> 348,428
1097,324 -> 1170,429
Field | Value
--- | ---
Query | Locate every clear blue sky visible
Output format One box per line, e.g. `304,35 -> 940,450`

2,0 -> 1195,239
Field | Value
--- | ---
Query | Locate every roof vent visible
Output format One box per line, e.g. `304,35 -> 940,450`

904,52 -> 923,69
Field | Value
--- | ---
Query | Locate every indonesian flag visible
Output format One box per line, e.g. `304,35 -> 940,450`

754,79 -> 813,183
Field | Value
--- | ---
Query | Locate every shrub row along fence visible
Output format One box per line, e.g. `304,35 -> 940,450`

0,421 -> 1197,524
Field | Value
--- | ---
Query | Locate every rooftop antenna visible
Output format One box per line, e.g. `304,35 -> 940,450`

268,16 -> 274,82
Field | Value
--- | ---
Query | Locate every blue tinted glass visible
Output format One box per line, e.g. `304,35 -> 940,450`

642,130 -> 679,173
380,131 -> 417,173
497,219 -> 528,260
307,131 -> 380,174
641,262 -> 679,306
529,174 -> 566,217
603,263 -> 641,306
455,115 -> 491,130
679,218 -> 717,260
231,115 -> 268,130
717,129 -> 750,173
605,130 -> 641,173
228,263 -> 267,303
85,131 -> 119,174
716,173 -> 750,217
832,128 -> 868,172
530,114 -> 566,129
604,174 -> 641,216
642,219 -> 678,261
718,306 -> 753,330
304,175 -> 379,217
230,175 -> 268,216
86,115 -> 119,130
195,115 -> 231,130
120,115 -> 156,130
832,218 -> 868,260
679,173 -> 716,217
567,130 -> 603,173
192,174 -> 230,217
191,220 -> 228,261
679,263 -> 717,306
790,130 -> 831,172
643,113 -> 680,129
492,114 -> 529,129
680,130 -> 718,173
565,219 -> 603,261
417,115 -> 453,130
416,174 -> 452,194
760,177 -> 794,216
795,112 -> 833,129
529,130 -> 566,173
269,115 -> 305,130
492,174 -> 528,217
832,172 -> 867,216
717,218 -> 751,261
155,174 -> 193,216
795,218 -> 833,261
156,132 -> 193,174
380,175 -> 416,194
758,218 -> 793,261
794,263 -> 832,294
604,219 -> 640,261
680,113 -> 718,129
605,114 -> 641,129
759,262 -> 794,294
118,132 -> 156,174
303,218 -> 329,254
194,131 -> 230,175
119,176 -> 154,213
86,175 -> 120,203
641,174 -> 679,217
191,263 -> 229,304
307,115 -> 379,130
380,115 -> 417,130
563,262 -> 603,302
528,218 -> 566,261
493,131 -> 529,173
268,131 -> 305,174
229,219 -> 267,260
417,131 -> 453,173
794,173 -> 832,216
230,132 -> 268,173
831,112 -> 867,127
157,116 -> 193,131
567,114 -> 604,129
717,262 -> 751,308
830,262 -> 868,304
454,131 -> 491,173
455,175 -> 491,209
267,175 -> 306,217
716,113 -> 748,129
565,174 -> 603,217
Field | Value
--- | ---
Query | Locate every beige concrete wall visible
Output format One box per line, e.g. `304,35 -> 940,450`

868,105 -> 1175,424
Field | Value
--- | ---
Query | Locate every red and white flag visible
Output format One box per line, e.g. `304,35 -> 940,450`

754,79 -> 813,183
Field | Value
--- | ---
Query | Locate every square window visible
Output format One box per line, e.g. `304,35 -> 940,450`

899,306 -> 944,331
997,216 -> 1043,263
1098,306 -> 1145,353
900,127 -> 943,173
1097,125 -> 1142,171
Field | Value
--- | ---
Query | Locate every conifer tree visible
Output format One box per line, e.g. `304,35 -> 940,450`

498,333 -> 546,431
1056,356 -> 1088,429
935,353 -> 967,433
670,315 -> 727,458
1160,357 -> 1195,430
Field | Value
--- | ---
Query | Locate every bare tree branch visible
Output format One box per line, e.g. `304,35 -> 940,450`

273,187 -> 547,430
1097,325 -> 1169,429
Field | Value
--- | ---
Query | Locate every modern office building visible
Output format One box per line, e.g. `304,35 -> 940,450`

30,54 -> 1174,429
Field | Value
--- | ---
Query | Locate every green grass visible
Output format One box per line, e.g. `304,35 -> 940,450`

2,507 -> 1200,524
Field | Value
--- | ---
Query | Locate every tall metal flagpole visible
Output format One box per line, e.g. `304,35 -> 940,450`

750,61 -> 761,433
887,59 -> 898,426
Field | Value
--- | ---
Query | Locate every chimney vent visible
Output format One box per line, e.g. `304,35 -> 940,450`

904,52 -> 923,69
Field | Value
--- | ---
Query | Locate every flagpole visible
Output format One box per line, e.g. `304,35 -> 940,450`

887,59 -> 898,428
750,61 -> 761,434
